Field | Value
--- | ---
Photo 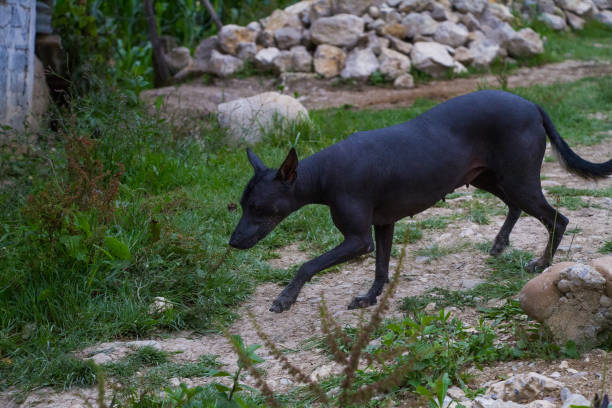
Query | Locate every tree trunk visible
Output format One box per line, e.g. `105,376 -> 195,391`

202,0 -> 223,31
143,0 -> 171,87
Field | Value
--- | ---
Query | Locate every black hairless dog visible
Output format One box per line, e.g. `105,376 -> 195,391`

229,90 -> 612,313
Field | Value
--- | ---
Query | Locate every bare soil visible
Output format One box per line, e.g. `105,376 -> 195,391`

3,62 -> 612,407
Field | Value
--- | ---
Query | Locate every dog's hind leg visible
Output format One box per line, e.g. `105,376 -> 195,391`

499,180 -> 568,273
348,223 -> 394,309
471,172 -> 521,256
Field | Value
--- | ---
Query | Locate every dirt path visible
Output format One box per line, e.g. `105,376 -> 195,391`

140,60 -> 612,116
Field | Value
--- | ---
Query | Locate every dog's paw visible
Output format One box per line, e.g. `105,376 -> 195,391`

347,295 -> 377,310
269,297 -> 294,313
525,258 -> 549,274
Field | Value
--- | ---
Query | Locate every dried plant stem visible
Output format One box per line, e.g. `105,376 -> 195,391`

248,311 -> 330,404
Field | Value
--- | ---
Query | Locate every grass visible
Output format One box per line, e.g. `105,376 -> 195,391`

1,69 -> 612,396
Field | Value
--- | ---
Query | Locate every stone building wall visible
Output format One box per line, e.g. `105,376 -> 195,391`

0,0 -> 37,131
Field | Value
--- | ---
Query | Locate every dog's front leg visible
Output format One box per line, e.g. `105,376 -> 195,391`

270,236 -> 374,313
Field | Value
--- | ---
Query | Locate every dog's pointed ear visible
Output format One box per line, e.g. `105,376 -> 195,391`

247,148 -> 266,173
276,148 -> 298,183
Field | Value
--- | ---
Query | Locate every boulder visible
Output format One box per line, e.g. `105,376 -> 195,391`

592,0 -> 612,9
274,27 -> 302,49
379,47 -> 411,79
594,10 -> 612,25
402,12 -> 439,38
332,0 -> 384,15
504,28 -> 544,58
482,21 -> 516,46
486,373 -> 563,404
519,263 -> 574,322
255,47 -> 282,70
451,0 -> 488,14
217,92 -> 309,145
236,42 -> 257,61
290,45 -> 313,72
311,14 -> 364,48
453,46 -> 473,64
537,0 -> 561,14
434,21 -> 469,47
469,39 -> 500,68
194,36 -> 218,61
393,73 -> 415,88
28,57 -> 50,132
591,255 -> 612,297
263,9 -> 303,32
411,41 -> 455,77
381,22 -> 409,39
357,31 -> 389,56
398,0 -> 433,13
207,50 -> 244,77
460,12 -> 482,30
539,12 -> 567,30
164,46 -> 192,74
340,48 -> 380,79
565,11 -> 585,29
309,0 -> 332,22
473,397 -> 524,408
387,36 -> 413,55
314,44 -> 346,78
272,50 -> 295,72
218,24 -> 258,55
557,0 -> 592,15
487,2 -> 514,21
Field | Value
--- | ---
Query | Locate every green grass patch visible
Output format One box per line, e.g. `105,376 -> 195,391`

600,240 -> 612,254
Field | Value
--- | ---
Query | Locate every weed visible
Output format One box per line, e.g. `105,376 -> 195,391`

600,240 -> 612,254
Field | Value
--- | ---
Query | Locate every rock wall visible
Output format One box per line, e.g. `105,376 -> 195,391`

168,0 -> 612,85
0,0 -> 37,131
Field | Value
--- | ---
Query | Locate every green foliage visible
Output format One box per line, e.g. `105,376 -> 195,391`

600,240 -> 612,254
415,372 -> 452,408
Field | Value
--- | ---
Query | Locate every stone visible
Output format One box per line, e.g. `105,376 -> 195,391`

561,393 -> 590,408
460,12 -> 482,30
393,73 -> 415,88
309,0 -> 332,22
194,36 -> 218,61
263,9 -> 303,32
488,2 -> 514,21
473,397 -> 524,408
274,27 -> 302,50
388,36 -> 413,55
519,262 -> 573,321
411,41 -> 455,77
380,6 -> 402,23
257,30 -> 276,47
486,372 -> 563,403
311,14 -> 365,48
272,50 -> 295,72
454,46 -> 473,64
560,263 -> 606,291
381,22 -> 409,39
461,278 -> 485,290
314,44 -> 346,78
236,42 -> 257,61
28,57 -> 50,132
247,21 -> 262,32
558,0 -> 592,15
379,47 -> 411,79
539,13 -> 567,30
469,39 -> 500,68
434,21 -> 469,47
505,28 -> 544,58
591,256 -> 612,297
255,47 -> 281,69
537,0 -> 560,14
310,363 -> 337,381
207,50 -> 244,77
593,0 -> 612,9
398,0 -> 433,13
356,31 -> 389,55
149,296 -> 173,315
565,11 -> 585,29
290,45 -> 313,72
217,92 -> 309,145
341,48 -> 380,79
483,21 -> 517,46
402,12 -> 439,38
451,0 -> 488,14
527,401 -> 556,408
594,10 -> 612,25
164,46 -> 192,75
332,0 -> 384,15
218,24 -> 258,55
284,0 -> 313,16
369,6 -> 381,18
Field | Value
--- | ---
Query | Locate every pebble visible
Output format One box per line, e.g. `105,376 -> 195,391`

549,371 -> 561,378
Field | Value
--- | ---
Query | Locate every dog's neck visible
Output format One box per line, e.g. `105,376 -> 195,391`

292,157 -> 325,208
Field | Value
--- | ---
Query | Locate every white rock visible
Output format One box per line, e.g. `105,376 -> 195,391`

393,73 -> 415,88
274,27 -> 302,49
454,46 -> 473,64
488,2 -> 514,21
434,21 -> 469,47
559,263 -> 606,290
452,0 -> 488,14
272,50 -> 295,72
411,41 -> 455,77
398,0 -> 433,13
149,296 -> 173,315
402,12 -> 439,37
561,393 -> 590,408
388,36 -> 413,54
218,24 -> 258,55
486,372 -> 563,403
474,397 -> 523,408
341,48 -> 380,79
558,0 -> 592,15
255,47 -> 281,69
207,50 -> 244,77
539,12 -> 567,30
332,0 -> 383,15
379,47 -> 411,79
310,363 -> 337,381
505,28 -> 544,57
236,42 -> 257,61
263,9 -> 303,33
218,92 -> 310,145
194,36 -> 218,61
164,46 -> 192,75
566,11 -> 585,29
290,45 -> 313,72
469,39 -> 500,68
594,10 -> 612,25
311,14 -> 365,48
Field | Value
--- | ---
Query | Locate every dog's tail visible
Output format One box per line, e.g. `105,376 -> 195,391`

537,104 -> 612,180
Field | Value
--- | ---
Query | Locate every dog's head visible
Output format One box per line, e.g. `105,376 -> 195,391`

229,148 -> 299,249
